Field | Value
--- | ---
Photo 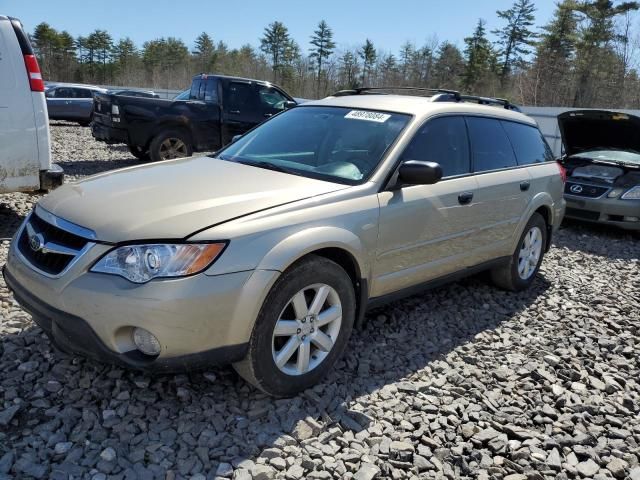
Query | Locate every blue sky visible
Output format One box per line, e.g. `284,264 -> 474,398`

5,0 -> 558,54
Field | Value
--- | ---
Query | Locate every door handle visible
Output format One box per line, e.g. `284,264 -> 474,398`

264,113 -> 273,118
520,181 -> 530,191
229,110 -> 240,114
458,192 -> 474,205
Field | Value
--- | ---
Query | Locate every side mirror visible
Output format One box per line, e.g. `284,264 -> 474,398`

398,160 -> 443,186
232,134 -> 242,143
284,100 -> 297,110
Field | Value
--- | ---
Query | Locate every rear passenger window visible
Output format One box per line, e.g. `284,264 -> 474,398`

401,116 -> 470,177
467,117 -> 517,172
501,121 -> 554,165
75,89 -> 93,98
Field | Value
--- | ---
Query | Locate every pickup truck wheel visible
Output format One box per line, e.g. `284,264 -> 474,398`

128,145 -> 150,161
491,212 -> 547,291
233,256 -> 356,397
149,130 -> 193,162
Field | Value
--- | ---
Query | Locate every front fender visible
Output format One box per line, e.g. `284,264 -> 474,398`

256,226 -> 370,280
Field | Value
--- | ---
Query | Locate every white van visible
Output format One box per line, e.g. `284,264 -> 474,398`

0,15 -> 62,194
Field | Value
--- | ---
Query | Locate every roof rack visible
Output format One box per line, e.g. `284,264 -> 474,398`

331,86 -> 520,111
332,86 -> 461,99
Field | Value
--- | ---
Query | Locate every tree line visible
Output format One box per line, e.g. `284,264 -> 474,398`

29,0 -> 640,108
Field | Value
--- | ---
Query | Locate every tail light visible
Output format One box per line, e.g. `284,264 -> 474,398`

23,55 -> 45,92
556,160 -> 567,183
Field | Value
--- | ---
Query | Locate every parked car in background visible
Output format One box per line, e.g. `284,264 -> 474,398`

91,74 -> 297,162
4,88 -> 565,396
109,89 -> 159,99
45,82 -> 107,126
0,15 -> 63,193
559,110 -> 640,231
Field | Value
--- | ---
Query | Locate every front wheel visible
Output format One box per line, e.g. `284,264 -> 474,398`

233,256 -> 356,397
491,212 -> 547,291
148,129 -> 193,162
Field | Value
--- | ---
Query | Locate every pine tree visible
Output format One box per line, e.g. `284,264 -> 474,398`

432,42 -> 465,89
309,20 -> 336,96
573,0 -> 639,106
463,19 -> 495,92
193,32 -> 216,72
493,0 -> 537,86
359,39 -> 377,85
339,51 -> 359,88
31,23 -> 60,79
533,1 -> 579,105
260,21 -> 292,82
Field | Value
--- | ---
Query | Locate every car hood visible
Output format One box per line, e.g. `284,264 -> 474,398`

39,156 -> 347,243
558,110 -> 640,158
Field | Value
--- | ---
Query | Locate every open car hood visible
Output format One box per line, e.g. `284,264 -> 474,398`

558,110 -> 640,157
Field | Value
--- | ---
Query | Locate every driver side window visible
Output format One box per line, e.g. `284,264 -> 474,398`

402,116 -> 471,177
257,87 -> 288,113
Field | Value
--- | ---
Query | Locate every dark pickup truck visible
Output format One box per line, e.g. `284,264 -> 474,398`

91,74 -> 296,161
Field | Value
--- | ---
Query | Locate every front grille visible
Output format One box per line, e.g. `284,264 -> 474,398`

565,208 -> 601,221
17,211 -> 91,276
565,182 -> 609,198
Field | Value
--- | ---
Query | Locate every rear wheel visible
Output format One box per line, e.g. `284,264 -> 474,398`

149,129 -> 193,162
128,145 -> 150,161
491,212 -> 547,291
233,256 -> 356,397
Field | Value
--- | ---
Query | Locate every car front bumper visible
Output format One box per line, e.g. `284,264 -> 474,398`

3,244 -> 279,372
564,194 -> 640,231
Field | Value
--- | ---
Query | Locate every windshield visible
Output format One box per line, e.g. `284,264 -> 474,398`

570,149 -> 640,166
216,106 -> 411,184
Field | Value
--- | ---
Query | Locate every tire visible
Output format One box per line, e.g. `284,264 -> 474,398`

491,212 -> 547,291
148,129 -> 193,162
233,256 -> 356,397
78,121 -> 90,127
128,145 -> 150,161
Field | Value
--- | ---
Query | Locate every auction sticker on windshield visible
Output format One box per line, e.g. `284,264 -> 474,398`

345,110 -> 391,123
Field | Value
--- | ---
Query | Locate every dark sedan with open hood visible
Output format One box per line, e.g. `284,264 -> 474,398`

559,110 -> 640,231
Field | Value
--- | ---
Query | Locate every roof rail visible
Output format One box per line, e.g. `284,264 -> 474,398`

458,95 -> 521,112
332,86 -> 461,99
331,86 -> 520,111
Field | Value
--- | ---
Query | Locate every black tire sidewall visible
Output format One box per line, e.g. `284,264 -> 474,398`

248,257 -> 356,397
510,213 -> 547,290
149,129 -> 193,162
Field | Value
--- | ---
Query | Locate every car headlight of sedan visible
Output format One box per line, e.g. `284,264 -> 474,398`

621,186 -> 640,200
91,243 -> 226,283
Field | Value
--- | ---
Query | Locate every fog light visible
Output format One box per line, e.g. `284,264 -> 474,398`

132,328 -> 161,356
623,216 -> 639,222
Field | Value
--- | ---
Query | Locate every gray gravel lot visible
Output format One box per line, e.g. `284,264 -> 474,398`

0,123 -> 639,480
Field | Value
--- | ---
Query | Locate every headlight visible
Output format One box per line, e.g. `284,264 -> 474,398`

91,243 -> 226,283
607,188 -> 625,198
621,186 -> 640,200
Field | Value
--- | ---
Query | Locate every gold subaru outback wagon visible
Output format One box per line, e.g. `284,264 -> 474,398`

4,89 -> 565,396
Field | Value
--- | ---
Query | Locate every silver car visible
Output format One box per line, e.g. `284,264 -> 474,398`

3,91 -> 565,396
45,83 -> 107,126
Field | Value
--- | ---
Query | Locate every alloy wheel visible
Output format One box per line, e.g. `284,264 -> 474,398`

271,283 -> 342,376
518,226 -> 543,280
159,138 -> 188,160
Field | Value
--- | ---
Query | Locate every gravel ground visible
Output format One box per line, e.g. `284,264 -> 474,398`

0,123 -> 639,480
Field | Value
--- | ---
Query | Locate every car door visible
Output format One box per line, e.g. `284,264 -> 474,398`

72,88 -> 95,121
373,115 -> 480,297
221,80 -> 261,145
45,87 -> 68,119
465,116 -> 533,263
187,77 -> 222,150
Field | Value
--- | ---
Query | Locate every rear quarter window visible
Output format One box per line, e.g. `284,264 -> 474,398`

501,121 -> 554,165
466,116 -> 518,172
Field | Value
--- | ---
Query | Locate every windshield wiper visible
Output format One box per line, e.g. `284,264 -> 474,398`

237,160 -> 300,175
